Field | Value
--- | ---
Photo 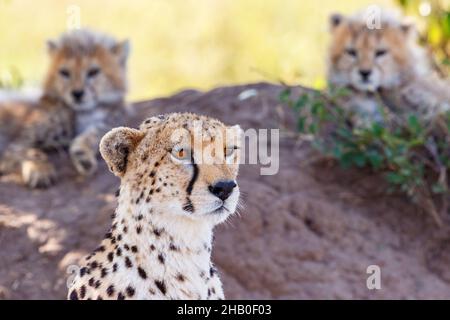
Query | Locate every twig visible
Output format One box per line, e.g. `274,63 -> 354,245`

416,187 -> 443,228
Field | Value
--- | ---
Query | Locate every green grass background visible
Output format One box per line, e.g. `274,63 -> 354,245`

0,0 -> 393,101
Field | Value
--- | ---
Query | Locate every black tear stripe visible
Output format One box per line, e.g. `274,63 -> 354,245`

186,162 -> 199,195
184,156 -> 199,213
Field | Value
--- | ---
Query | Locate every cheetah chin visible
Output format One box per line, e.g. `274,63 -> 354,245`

68,112 -> 243,300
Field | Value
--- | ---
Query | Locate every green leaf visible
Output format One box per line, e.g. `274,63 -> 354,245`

336,127 -> 353,140
334,87 -> 351,98
386,172 -> 404,185
353,152 -> 366,167
407,114 -> 422,135
308,123 -> 318,135
442,12 -> 450,37
297,117 -> 306,133
332,145 -> 342,158
311,101 -> 325,117
340,152 -> 354,169
339,151 -> 365,168
367,150 -> 383,169
294,94 -> 309,111
279,88 -> 291,103
371,122 -> 384,138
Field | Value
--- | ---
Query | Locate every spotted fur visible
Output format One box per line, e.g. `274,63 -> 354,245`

68,113 -> 243,300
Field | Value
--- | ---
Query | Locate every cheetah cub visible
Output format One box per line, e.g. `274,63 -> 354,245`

68,113 -> 243,300
0,29 -> 129,188
327,9 -> 450,125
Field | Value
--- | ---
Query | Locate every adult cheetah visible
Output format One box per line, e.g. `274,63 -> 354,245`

68,112 -> 243,300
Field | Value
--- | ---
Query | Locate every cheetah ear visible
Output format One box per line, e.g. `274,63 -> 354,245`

111,39 -> 130,66
100,127 -> 144,177
46,40 -> 59,55
400,21 -> 417,38
329,13 -> 344,31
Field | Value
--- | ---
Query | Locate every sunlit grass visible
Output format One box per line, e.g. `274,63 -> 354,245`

0,0 -> 393,101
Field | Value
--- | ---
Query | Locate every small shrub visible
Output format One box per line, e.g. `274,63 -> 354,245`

280,87 -> 450,226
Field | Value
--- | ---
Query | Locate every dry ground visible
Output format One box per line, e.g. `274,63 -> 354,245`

1,83 -> 450,299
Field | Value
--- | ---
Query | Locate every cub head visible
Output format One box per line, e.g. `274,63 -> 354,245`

44,29 -> 129,111
327,9 -> 427,92
100,113 -> 243,226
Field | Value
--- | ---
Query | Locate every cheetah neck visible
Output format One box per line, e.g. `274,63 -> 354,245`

112,187 -> 214,280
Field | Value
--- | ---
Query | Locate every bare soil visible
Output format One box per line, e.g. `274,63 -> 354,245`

1,83 -> 450,299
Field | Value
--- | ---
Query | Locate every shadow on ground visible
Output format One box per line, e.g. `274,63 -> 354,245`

1,83 -> 450,299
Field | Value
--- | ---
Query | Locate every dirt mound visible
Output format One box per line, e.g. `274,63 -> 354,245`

1,83 -> 450,299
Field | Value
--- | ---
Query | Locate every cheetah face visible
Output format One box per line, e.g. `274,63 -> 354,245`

43,29 -> 129,111
328,12 -> 418,92
100,113 -> 243,226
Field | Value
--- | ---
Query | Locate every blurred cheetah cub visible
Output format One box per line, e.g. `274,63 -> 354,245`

68,113 -> 242,300
0,29 -> 129,188
327,8 -> 450,125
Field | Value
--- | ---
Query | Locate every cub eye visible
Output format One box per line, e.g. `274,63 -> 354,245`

225,146 -> 238,158
59,69 -> 70,78
345,48 -> 357,57
375,49 -> 387,57
87,67 -> 100,78
171,146 -> 191,162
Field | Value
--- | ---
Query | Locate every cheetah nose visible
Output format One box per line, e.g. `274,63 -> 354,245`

209,180 -> 237,201
71,89 -> 85,102
359,69 -> 372,81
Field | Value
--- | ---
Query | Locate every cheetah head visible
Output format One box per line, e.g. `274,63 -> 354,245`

327,9 -> 427,92
44,28 -> 129,111
100,113 -> 243,226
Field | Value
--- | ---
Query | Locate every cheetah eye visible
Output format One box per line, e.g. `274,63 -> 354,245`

59,68 -> 70,78
171,146 -> 191,163
345,48 -> 357,57
375,49 -> 388,57
224,146 -> 238,158
87,67 -> 101,78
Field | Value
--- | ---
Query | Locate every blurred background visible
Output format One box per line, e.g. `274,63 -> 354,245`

1,0 -> 450,300
0,0 -> 431,100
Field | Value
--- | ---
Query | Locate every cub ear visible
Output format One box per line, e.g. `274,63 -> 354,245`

400,21 -> 417,38
329,13 -> 344,31
46,40 -> 59,55
111,39 -> 130,66
100,127 -> 144,177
